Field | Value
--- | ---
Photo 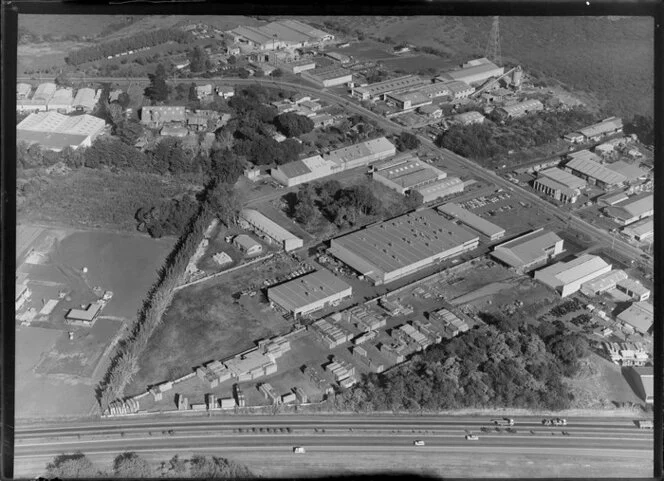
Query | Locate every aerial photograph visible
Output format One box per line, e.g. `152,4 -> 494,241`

13,12 -> 655,479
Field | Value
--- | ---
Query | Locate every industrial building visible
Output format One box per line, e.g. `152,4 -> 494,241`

47,88 -> 74,113
351,75 -> 429,101
65,302 -> 104,327
617,301 -> 653,335
616,278 -> 650,302
141,106 -> 186,127
32,82 -> 57,102
278,58 -> 317,74
625,366 -> 654,404
604,194 -> 653,226
577,117 -> 623,142
328,209 -> 480,285
239,209 -> 303,252
372,155 -> 447,194
232,234 -> 263,256
227,19 -> 334,51
17,83 -> 32,99
605,161 -> 649,184
532,167 -> 586,203
490,228 -> 564,274
579,269 -> 628,297
72,88 -> 101,112
622,218 -> 653,242
534,254 -> 612,298
160,125 -> 188,137
386,90 -> 432,111
598,190 -> 629,206
451,111 -> 485,125
267,269 -> 352,318
437,58 -> 504,85
437,203 -> 506,241
564,150 -> 627,188
271,137 -> 395,187
16,111 -> 106,152
325,51 -> 352,63
497,99 -> 544,119
415,177 -> 464,203
300,66 -> 353,87
418,104 -> 443,119
441,80 -> 476,99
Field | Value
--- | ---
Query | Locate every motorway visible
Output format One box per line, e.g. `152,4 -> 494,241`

15,415 -> 652,459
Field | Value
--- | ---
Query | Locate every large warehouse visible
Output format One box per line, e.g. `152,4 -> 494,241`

577,116 -> 623,142
622,218 -> 653,242
438,58 -> 504,86
564,150 -> 627,188
239,209 -> 303,252
228,19 -> 334,51
271,137 -> 396,187
490,228 -> 564,274
532,167 -> 586,204
605,194 -> 653,226
534,254 -> 612,298
437,203 -> 505,241
617,302 -> 653,335
267,269 -> 352,318
301,66 -> 352,88
415,177 -> 464,203
372,154 -> 447,194
16,111 -> 106,152
351,75 -> 429,101
328,209 -> 480,285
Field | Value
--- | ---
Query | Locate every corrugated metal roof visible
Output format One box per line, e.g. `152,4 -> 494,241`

605,160 -> 648,181
353,75 -> 428,96
538,168 -> 586,189
544,254 -> 611,285
415,177 -> 463,194
326,137 -> 395,165
240,209 -> 301,244
491,228 -> 562,267
330,209 -> 478,277
617,301 -> 653,333
579,117 -> 623,138
533,176 -> 580,198
616,278 -> 650,297
268,269 -> 351,311
17,130 -> 89,151
609,194 -> 653,219
581,269 -> 628,292
622,218 -> 653,237
438,203 -> 505,238
276,159 -> 311,178
565,154 -> 626,185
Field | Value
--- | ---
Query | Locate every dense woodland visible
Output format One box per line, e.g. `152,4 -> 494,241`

336,314 -> 588,412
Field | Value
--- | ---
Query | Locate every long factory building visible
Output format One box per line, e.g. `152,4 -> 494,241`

437,203 -> 506,241
267,269 -> 352,318
371,154 -> 447,195
271,137 -> 396,187
328,208 -> 479,285
534,254 -> 612,298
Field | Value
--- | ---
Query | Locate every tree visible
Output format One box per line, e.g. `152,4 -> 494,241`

46,452 -> 99,478
272,68 -> 284,77
188,82 -> 198,102
113,452 -> 152,478
188,455 -> 253,479
188,46 -> 210,73
144,63 -> 169,103
210,147 -> 244,184
404,189 -> 424,210
114,120 -> 145,146
396,131 -> 420,151
274,112 -> 315,137
117,91 -> 131,108
54,71 -> 72,87
206,181 -> 244,227
624,114 -> 654,146
108,102 -> 124,126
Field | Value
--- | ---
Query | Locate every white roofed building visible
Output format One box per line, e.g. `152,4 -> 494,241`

372,155 -> 447,195
415,177 -> 464,203
437,58 -> 504,85
73,88 -> 101,112
351,75 -> 429,101
17,83 -> 32,99
580,269 -> 628,297
491,228 -> 564,274
564,150 -> 627,188
534,254 -> 612,297
47,88 -> 74,113
533,167 -> 586,203
437,203 -> 505,241
16,111 -> 106,151
497,99 -> 544,119
617,302 -> 653,335
578,117 -> 623,142
451,111 -> 485,125
621,218 -> 653,242
301,66 -> 353,88
615,278 -> 650,302
604,194 -> 653,226
239,209 -> 303,252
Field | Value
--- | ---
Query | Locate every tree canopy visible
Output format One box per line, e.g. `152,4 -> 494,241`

46,452 -> 99,478
144,63 -> 169,104
274,112 -> 315,137
113,452 -> 153,478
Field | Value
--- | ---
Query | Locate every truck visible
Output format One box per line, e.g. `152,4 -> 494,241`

637,420 -> 654,430
491,417 -> 515,426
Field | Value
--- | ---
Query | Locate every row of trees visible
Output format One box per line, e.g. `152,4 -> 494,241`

45,451 -> 252,479
135,194 -> 200,238
435,106 -> 597,161
335,313 -> 588,412
66,28 -> 193,65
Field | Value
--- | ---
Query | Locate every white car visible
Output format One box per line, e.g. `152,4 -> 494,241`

414,440 -> 426,446
293,447 -> 306,454
465,434 -> 479,441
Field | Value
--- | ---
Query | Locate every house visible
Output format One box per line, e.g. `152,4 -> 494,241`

564,132 -> 585,143
216,85 -> 235,99
233,234 -> 263,256
195,84 -> 213,99
311,113 -> 334,128
65,302 -> 104,327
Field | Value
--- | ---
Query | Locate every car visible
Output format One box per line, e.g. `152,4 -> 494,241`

293,447 -> 306,454
465,434 -> 479,441
413,440 -> 425,446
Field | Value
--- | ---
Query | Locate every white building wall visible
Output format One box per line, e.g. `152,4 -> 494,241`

559,264 -> 613,297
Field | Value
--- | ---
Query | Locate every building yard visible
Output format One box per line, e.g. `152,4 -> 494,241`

125,253 -> 302,396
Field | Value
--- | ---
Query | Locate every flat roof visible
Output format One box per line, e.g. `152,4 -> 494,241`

539,254 -> 611,285
622,218 -> 653,237
605,160 -> 648,181
276,159 -> 312,179
66,302 -> 103,321
437,203 -> 505,238
415,177 -> 463,195
353,75 -> 428,96
240,209 -> 301,244
268,269 -> 352,311
617,301 -> 653,333
565,154 -> 627,185
581,269 -> 628,292
325,137 -> 395,165
307,66 -> 352,80
539,167 -> 586,189
445,61 -> 503,81
330,209 -> 478,276
616,278 -> 650,296
17,130 -> 89,151
579,117 -> 623,138
491,228 -> 562,267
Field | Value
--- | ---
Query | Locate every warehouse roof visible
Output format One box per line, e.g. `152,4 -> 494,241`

306,66 -> 352,80
375,159 -> 444,189
16,130 -> 89,151
330,209 -> 478,275
437,203 -> 505,239
579,117 -> 623,138
233,234 -> 261,251
268,269 -> 351,310
616,278 -> 650,298
276,159 -> 312,179
491,228 -> 562,268
326,137 -> 395,165
598,190 -> 629,205
608,194 -> 653,219
581,269 -> 628,293
565,153 -> 627,185
538,167 -> 586,189
240,209 -> 301,244
453,111 -> 485,123
605,161 -> 648,181
230,25 -> 274,45
388,89 -> 431,105
444,60 -> 503,82
617,301 -> 653,333
33,82 -> 57,101
415,177 -> 463,195
539,254 -> 611,285
49,88 -> 74,104
622,218 -> 653,238
353,75 -> 429,96
500,99 -> 543,116
73,88 -> 98,109
533,176 -> 580,198
443,80 -> 474,94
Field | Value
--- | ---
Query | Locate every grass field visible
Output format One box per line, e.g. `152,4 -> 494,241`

19,15 -> 126,39
18,168 -> 203,232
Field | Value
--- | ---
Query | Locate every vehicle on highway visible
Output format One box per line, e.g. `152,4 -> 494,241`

465,434 -> 479,441
507,428 -> 517,434
293,447 -> 306,454
414,440 -> 426,446
636,419 -> 654,429
562,431 -> 570,436
491,417 -> 515,426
